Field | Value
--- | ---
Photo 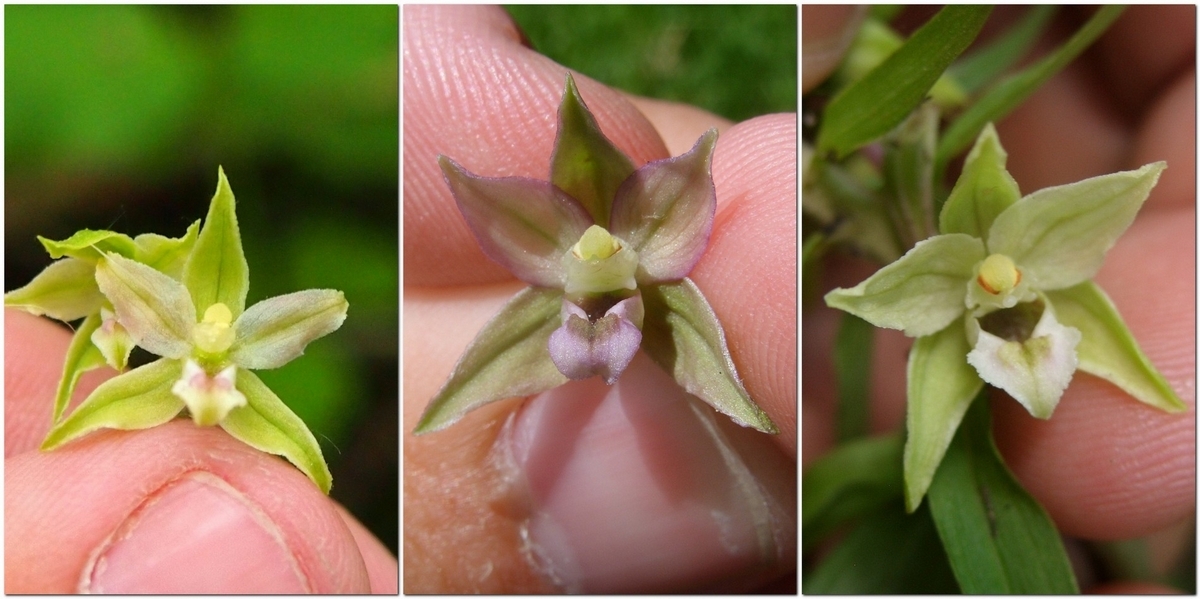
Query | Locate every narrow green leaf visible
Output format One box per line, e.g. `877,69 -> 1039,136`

1048,281 -> 1186,413
939,123 -> 1021,237
4,257 -> 103,321
96,253 -> 195,360
133,220 -> 201,278
223,369 -> 333,494
230,289 -> 348,370
904,319 -> 984,512
549,74 -> 637,225
881,102 -> 939,249
414,287 -> 568,434
927,394 -> 1079,594
38,229 -> 138,262
834,313 -> 874,441
42,359 -> 184,451
817,5 -> 992,157
948,6 -> 1057,93
937,6 -> 1126,173
802,432 -> 903,551
52,312 -> 108,423
183,166 -> 250,319
641,278 -> 777,434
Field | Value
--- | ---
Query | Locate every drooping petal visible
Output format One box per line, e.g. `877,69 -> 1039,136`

966,300 -> 1081,419
171,360 -> 247,427
549,74 -> 637,225
440,156 -> 594,288
95,253 -> 195,360
4,257 -> 103,321
610,129 -> 718,283
939,123 -> 1021,238
38,229 -> 139,262
548,295 -> 643,384
183,166 -> 250,320
229,289 -> 348,370
825,233 -> 985,337
986,161 -> 1165,291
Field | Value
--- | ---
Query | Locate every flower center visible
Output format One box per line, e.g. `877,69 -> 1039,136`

563,225 -> 639,295
977,253 -> 1021,295
193,302 -> 235,355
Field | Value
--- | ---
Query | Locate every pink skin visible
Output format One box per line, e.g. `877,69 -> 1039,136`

804,2 -> 1195,582
5,309 -> 399,593
404,5 -> 796,593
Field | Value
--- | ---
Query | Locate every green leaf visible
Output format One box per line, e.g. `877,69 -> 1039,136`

881,102 -> 939,249
987,162 -> 1165,291
834,313 -> 873,441
939,123 -> 1021,237
42,358 -> 184,451
802,432 -> 903,551
4,257 -> 103,321
936,6 -> 1125,173
549,74 -> 637,225
95,253 -> 195,360
927,394 -> 1079,594
183,166 -> 250,319
838,18 -> 966,108
133,220 -> 201,277
817,5 -> 992,157
52,312 -> 108,423
641,278 -> 776,433
948,6 -> 1057,93
229,289 -> 348,370
824,233 -> 985,337
38,229 -> 138,262
1047,281 -> 1186,413
222,369 -> 333,494
904,318 -> 984,511
414,287 -> 568,434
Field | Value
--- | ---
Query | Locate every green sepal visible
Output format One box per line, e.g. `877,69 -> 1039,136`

414,287 -> 568,434
904,317 -> 984,512
183,166 -> 250,319
824,233 -> 985,337
52,312 -> 108,423
133,220 -> 201,278
230,289 -> 349,370
41,358 -> 185,451
939,123 -> 1021,238
38,229 -> 138,262
1047,281 -> 1187,413
4,257 -> 103,321
549,74 -> 636,225
222,369 -> 333,494
641,278 -> 778,434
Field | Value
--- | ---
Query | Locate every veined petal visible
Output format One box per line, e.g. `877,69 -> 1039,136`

986,162 -> 1165,290
95,253 -> 195,360
825,234 -> 985,337
4,257 -> 103,321
172,360 -> 247,426
440,156 -> 594,288
967,300 -> 1081,419
183,166 -> 250,319
610,129 -> 718,283
548,295 -> 643,384
229,289 -> 348,369
939,123 -> 1021,238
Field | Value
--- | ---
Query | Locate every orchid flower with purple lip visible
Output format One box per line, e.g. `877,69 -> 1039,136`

414,75 -> 777,435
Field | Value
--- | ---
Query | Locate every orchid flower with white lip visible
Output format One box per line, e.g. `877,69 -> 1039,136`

825,123 -> 1186,511
36,168 -> 348,494
414,75 -> 776,436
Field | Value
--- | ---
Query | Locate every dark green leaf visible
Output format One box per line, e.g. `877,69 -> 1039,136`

802,432 -> 902,551
834,313 -> 873,441
817,5 -> 992,157
949,6 -> 1057,93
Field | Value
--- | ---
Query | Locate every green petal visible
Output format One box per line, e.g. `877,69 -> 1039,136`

641,279 -> 778,434
904,318 -> 984,512
133,220 -> 201,278
38,229 -> 138,262
52,312 -> 108,423
825,233 -> 985,337
96,253 -> 195,360
4,257 -> 103,321
414,287 -> 568,434
939,123 -> 1021,238
229,289 -> 348,370
222,369 -> 332,494
549,74 -> 637,225
183,166 -> 250,319
987,162 -> 1166,290
1047,281 -> 1187,413
41,359 -> 184,451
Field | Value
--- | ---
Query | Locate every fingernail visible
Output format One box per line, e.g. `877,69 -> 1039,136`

82,471 -> 310,593
500,354 -> 796,593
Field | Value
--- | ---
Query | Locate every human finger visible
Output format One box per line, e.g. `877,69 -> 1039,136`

802,5 -> 866,93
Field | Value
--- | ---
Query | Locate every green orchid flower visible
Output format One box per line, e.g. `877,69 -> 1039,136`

825,123 -> 1186,511
37,168 -> 348,494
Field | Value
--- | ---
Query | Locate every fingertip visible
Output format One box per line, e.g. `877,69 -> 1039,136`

802,5 -> 866,92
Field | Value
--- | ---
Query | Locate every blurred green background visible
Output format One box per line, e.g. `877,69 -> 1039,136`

6,5 -> 398,553
504,5 -> 797,122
